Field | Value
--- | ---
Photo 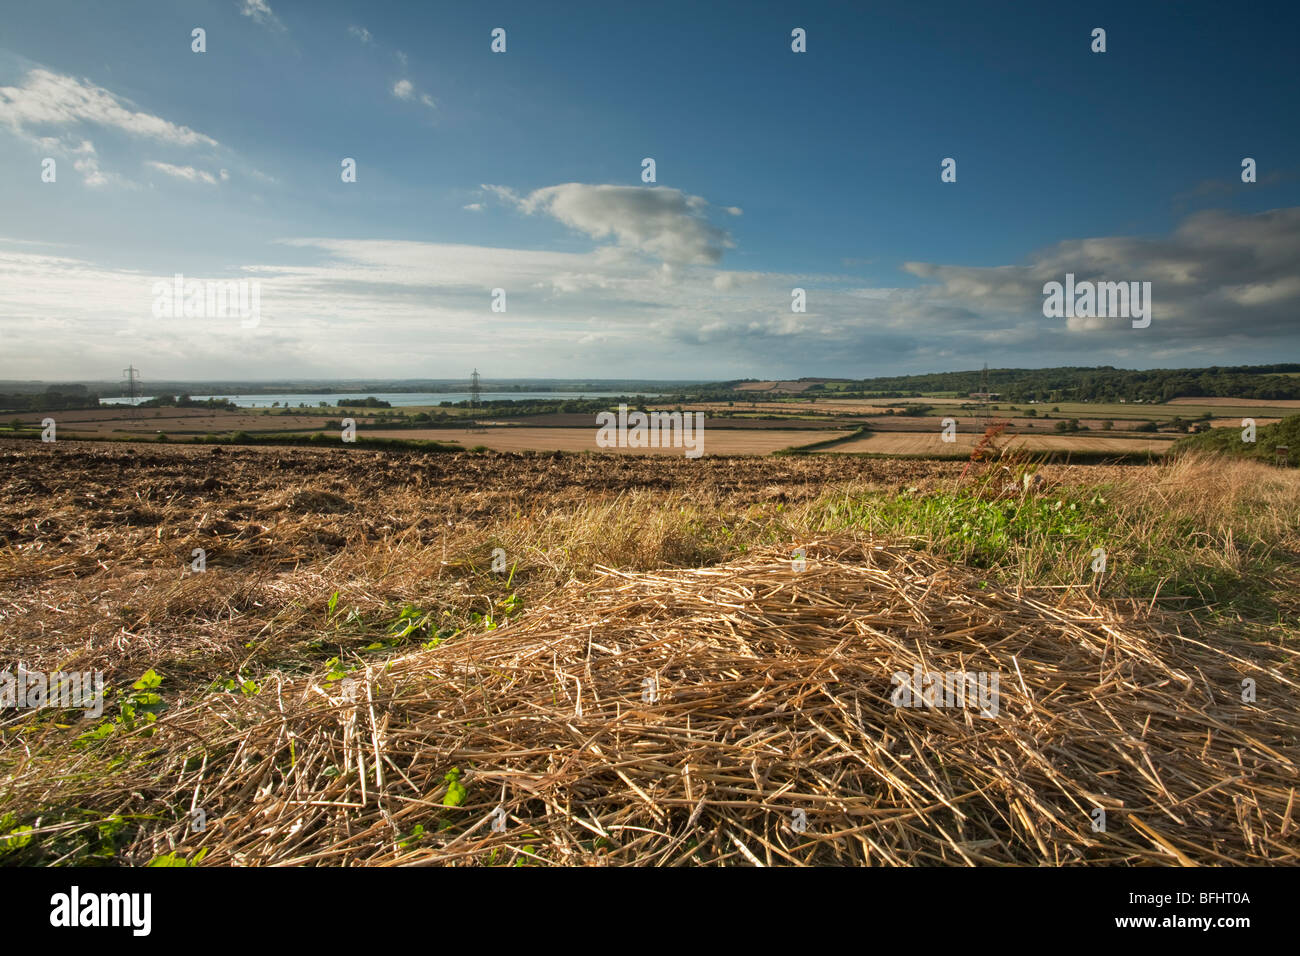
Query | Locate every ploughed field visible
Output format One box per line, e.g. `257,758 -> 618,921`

0,437 -> 1136,716
354,426 -> 852,454
4,406 -> 347,438
828,432 -> 1173,456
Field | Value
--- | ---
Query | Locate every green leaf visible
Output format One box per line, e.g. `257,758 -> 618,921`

147,849 -> 205,867
442,767 -> 467,807
132,669 -> 163,690
0,825 -> 34,853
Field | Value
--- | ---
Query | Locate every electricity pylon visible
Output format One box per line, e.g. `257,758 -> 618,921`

122,365 -> 141,420
469,368 -> 484,433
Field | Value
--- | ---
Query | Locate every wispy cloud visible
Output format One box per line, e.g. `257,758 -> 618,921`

146,161 -> 219,185
0,68 -> 218,146
347,25 -> 373,45
72,141 -> 107,186
239,0 -> 283,31
391,78 -> 435,111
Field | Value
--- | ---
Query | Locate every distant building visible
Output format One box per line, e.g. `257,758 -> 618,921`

969,392 -> 1000,400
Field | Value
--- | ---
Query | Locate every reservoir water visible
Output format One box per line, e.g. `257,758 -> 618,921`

100,391 -> 651,408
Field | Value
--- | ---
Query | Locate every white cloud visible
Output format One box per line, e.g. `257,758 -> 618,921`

497,183 -> 737,265
146,161 -> 219,185
30,137 -> 121,187
239,0 -> 282,30
713,271 -> 752,291
392,78 -> 436,110
480,183 -> 519,205
903,207 -> 1300,338
348,25 -> 374,45
463,203 -> 484,212
73,149 -> 107,187
0,69 -> 218,147
0,235 -> 871,378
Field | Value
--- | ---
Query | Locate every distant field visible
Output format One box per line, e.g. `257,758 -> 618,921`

350,426 -> 851,455
9,407 -> 348,438
1209,416 -> 1282,428
520,412 -> 835,430
9,398 -> 1285,453
978,401 -> 1300,421
704,396 -> 937,413
827,396 -> 965,407
679,400 -> 871,416
1167,396 -> 1300,408
859,416 -> 1161,435
734,380 -> 816,393
826,432 -> 1173,457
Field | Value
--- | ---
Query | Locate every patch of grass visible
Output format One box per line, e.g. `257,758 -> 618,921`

816,488 -> 1108,573
800,455 -> 1300,617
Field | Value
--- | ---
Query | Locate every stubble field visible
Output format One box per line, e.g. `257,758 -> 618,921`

1,439 -> 1297,866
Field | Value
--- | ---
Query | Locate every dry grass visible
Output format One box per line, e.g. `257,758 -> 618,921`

6,539 -> 1296,866
1103,455 -> 1300,599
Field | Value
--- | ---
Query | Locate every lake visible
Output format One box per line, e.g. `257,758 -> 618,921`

100,391 -> 652,408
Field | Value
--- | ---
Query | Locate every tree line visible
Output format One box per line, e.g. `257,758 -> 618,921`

797,365 -> 1300,403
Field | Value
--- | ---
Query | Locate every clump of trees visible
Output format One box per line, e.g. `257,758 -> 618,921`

0,385 -> 101,412
139,394 -> 237,410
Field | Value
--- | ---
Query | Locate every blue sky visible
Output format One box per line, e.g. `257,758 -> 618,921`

1,0 -> 1297,381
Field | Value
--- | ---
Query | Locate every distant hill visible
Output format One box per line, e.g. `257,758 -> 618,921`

1171,414 -> 1300,466
802,365 -> 1300,403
